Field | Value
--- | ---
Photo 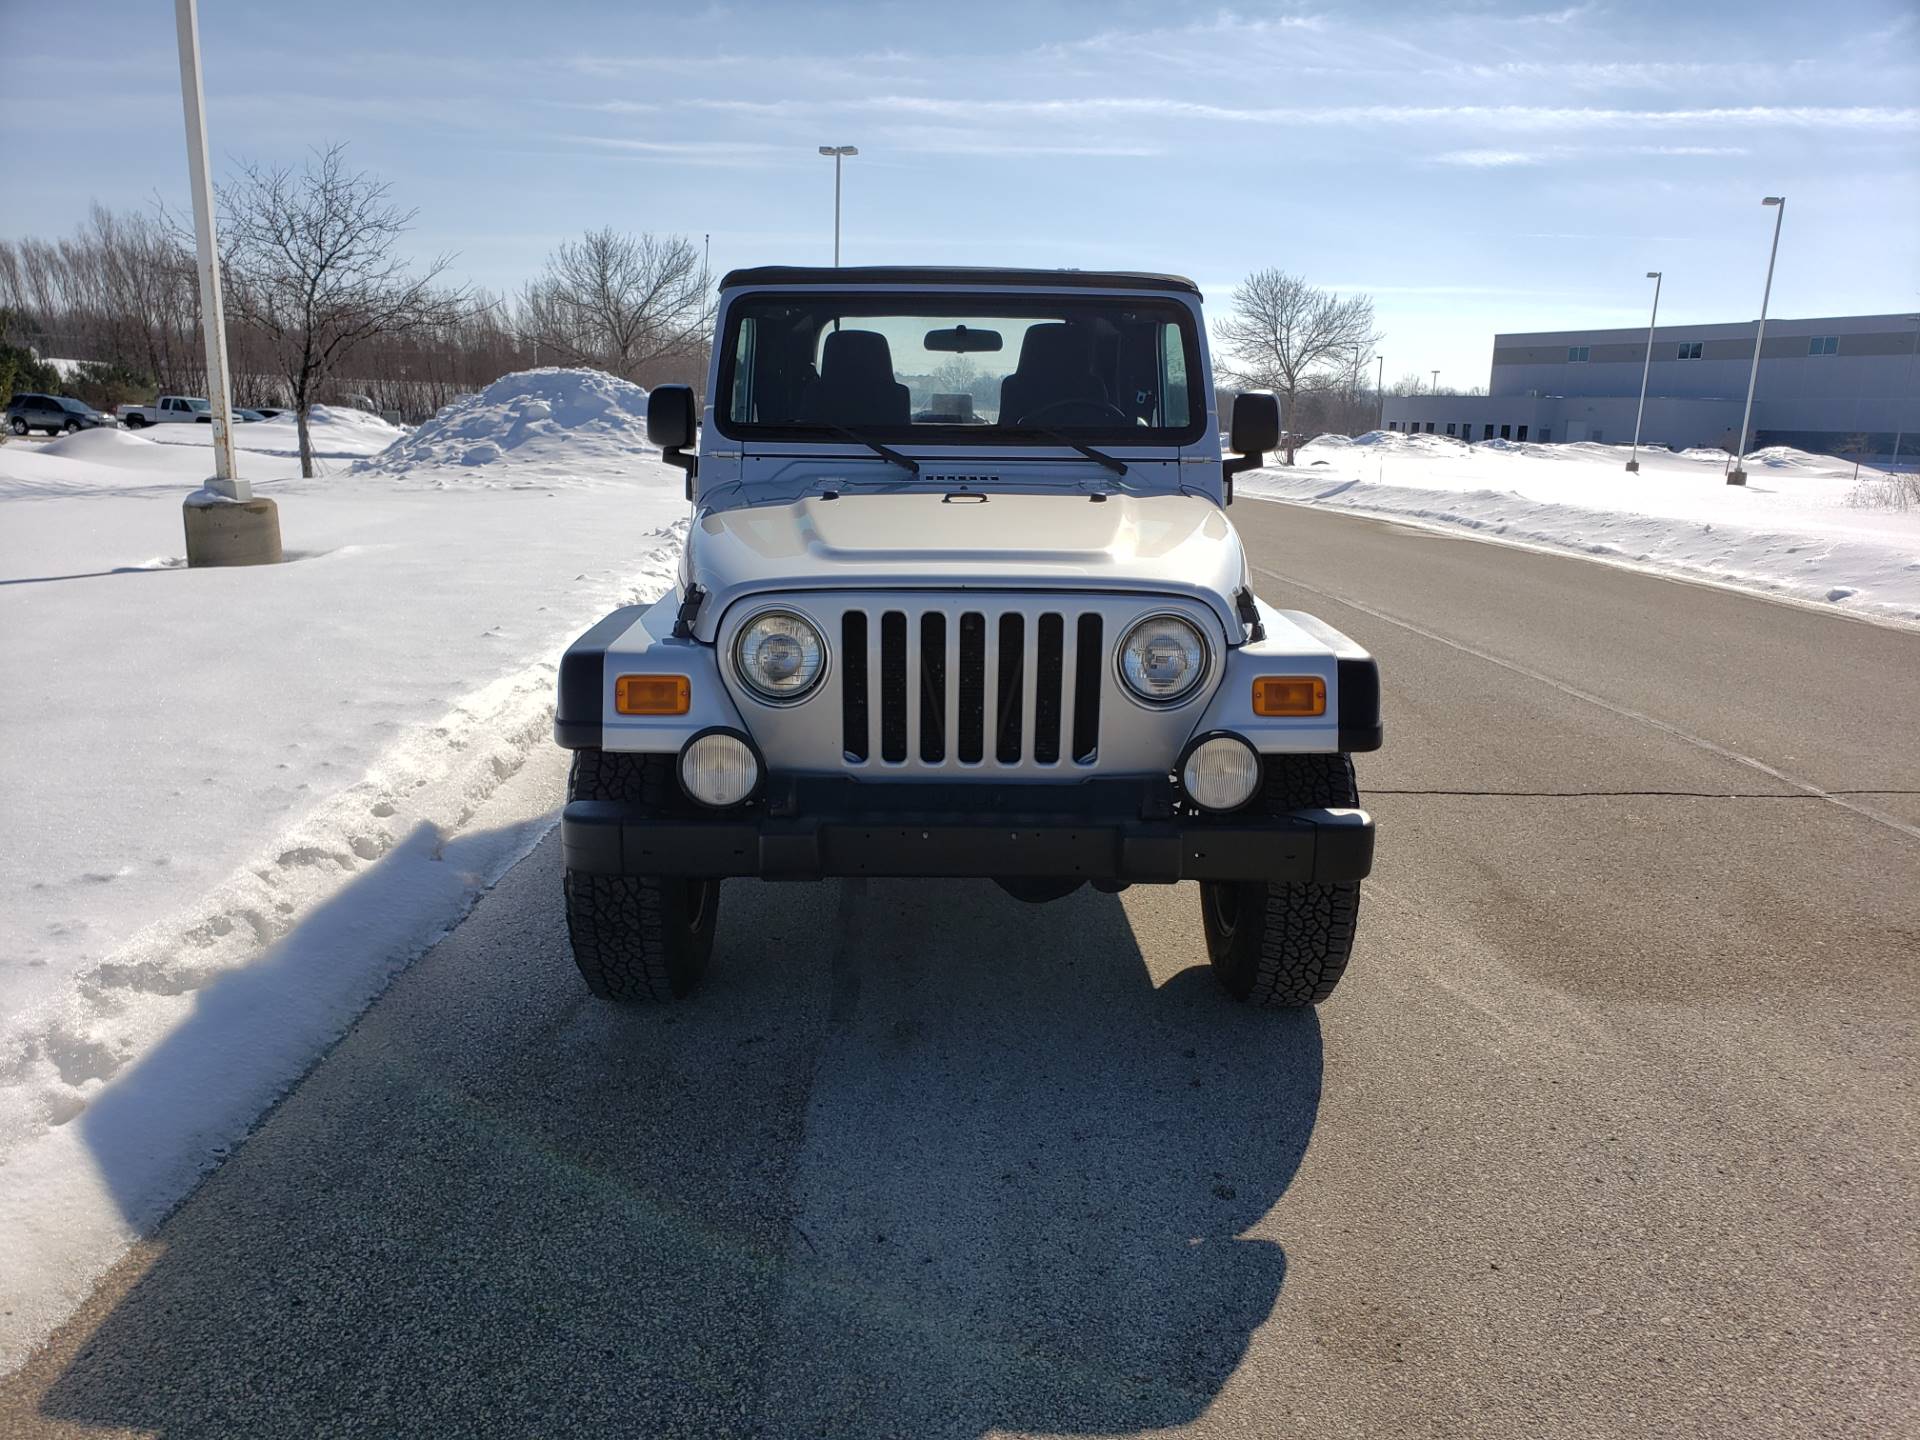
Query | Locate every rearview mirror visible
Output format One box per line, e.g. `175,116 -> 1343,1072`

923,325 -> 1004,353
1228,391 -> 1280,455
647,384 -> 697,451
1221,391 -> 1280,503
647,383 -> 698,495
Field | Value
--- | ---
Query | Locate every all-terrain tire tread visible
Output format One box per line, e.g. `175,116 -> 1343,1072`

562,750 -> 714,1003
1204,753 -> 1364,1009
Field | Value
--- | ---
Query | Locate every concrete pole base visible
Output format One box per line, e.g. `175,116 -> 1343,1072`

1624,461 -> 1640,473
184,494 -> 283,566
1726,470 -> 1748,486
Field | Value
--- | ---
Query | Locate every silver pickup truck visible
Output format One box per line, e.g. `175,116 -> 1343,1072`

555,266 -> 1380,1010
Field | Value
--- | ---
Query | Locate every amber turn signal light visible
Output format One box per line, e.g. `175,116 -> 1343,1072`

615,674 -> 691,715
1251,676 -> 1326,717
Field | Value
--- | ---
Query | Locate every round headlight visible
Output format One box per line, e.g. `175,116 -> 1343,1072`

679,730 -> 760,808
1180,733 -> 1263,812
1118,614 -> 1208,704
734,610 -> 825,702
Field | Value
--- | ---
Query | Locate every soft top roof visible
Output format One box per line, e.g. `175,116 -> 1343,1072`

719,265 -> 1200,295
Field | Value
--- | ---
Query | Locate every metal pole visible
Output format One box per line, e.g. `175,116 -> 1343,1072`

832,154 -> 842,266
173,0 -> 245,500
1431,369 -> 1439,395
1729,197 -> 1785,485
1627,270 -> 1662,473
1375,355 -> 1385,429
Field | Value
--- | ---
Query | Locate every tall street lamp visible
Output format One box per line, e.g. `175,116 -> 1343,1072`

817,145 -> 858,266
1375,354 -> 1385,430
1728,196 -> 1785,486
1626,270 -> 1663,473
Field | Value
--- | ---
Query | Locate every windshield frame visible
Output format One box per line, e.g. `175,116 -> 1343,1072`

712,289 -> 1207,449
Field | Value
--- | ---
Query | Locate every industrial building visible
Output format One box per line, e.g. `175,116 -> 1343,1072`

1380,313 -> 1918,462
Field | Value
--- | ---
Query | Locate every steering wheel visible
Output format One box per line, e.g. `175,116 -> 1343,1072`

1014,397 -> 1131,427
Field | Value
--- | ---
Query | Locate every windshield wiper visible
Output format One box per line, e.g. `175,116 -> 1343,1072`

818,424 -> 920,476
1001,425 -> 1129,477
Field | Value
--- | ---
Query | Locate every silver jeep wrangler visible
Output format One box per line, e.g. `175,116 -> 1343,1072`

555,267 -> 1379,1007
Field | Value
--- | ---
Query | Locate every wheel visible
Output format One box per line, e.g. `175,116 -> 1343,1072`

1200,754 -> 1363,1008
562,749 -> 719,1002
8,418 -> 24,436
124,414 -> 146,429
62,420 -> 80,434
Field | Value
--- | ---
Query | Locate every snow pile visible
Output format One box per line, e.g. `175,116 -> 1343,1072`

1242,439 -> 1920,625
353,368 -> 655,484
0,401 -> 686,1370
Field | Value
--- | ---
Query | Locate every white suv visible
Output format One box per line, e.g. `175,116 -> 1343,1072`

555,267 -> 1380,1008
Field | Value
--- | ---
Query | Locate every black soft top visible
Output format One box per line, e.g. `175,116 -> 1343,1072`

719,265 -> 1200,295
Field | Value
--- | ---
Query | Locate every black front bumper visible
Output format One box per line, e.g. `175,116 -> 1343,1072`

561,777 -> 1374,885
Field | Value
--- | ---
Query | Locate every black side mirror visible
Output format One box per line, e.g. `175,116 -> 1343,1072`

647,384 -> 698,496
1222,391 -> 1280,503
1229,391 -> 1280,455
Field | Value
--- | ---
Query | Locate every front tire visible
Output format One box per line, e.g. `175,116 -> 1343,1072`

62,420 -> 80,434
8,418 -> 26,436
1201,754 -> 1363,1008
563,749 -> 719,1003
124,414 -> 147,429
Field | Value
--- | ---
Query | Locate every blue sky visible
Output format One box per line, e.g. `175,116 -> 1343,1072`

5,0 -> 1916,388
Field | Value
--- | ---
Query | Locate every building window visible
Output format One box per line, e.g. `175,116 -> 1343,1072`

1425,422 -> 1435,433
1500,424 -> 1511,439
1517,425 -> 1529,441
1388,421 -> 1398,431
1567,346 -> 1590,363
1483,423 -> 1495,440
1445,422 -> 1456,435
1807,335 -> 1839,356
1676,341 -> 1703,360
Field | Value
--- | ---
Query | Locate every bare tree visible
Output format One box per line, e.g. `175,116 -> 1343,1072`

519,229 -> 713,384
215,144 -> 466,476
1214,269 -> 1379,462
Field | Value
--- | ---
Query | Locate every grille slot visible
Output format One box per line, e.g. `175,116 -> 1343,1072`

879,610 -> 908,762
842,612 -> 869,761
839,602 -> 1101,772
995,614 -> 1025,763
1072,614 -> 1103,764
958,612 -> 986,763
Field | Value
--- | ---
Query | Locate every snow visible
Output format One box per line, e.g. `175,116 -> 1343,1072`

0,371 -> 683,1371
1241,433 -> 1920,626
352,368 -> 655,484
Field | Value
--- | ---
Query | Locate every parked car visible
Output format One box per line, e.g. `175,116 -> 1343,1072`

117,395 -> 213,428
7,393 -> 120,435
553,264 -> 1382,1010
251,407 -> 289,420
233,408 -> 269,422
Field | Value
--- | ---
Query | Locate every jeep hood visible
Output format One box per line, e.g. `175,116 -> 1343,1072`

683,491 -> 1249,642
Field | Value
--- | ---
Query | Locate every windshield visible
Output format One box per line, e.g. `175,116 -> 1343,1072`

57,397 -> 90,413
186,398 -> 210,412
717,293 -> 1202,445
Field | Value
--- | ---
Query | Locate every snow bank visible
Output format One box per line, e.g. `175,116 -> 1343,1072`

353,368 -> 655,485
1243,438 -> 1920,625
0,370 -> 687,1370
140,404 -> 404,467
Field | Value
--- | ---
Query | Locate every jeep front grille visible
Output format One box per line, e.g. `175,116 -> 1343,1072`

841,605 -> 1102,769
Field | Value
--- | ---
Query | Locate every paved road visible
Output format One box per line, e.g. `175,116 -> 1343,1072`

6,506 -> 1917,1438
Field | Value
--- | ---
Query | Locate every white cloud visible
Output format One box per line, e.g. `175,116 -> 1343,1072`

1436,150 -> 1546,167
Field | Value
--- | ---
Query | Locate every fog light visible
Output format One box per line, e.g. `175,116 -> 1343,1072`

1180,733 -> 1262,812
679,730 -> 760,808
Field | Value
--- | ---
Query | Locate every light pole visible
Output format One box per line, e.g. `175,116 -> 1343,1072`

1728,196 -> 1785,486
817,145 -> 857,265
1891,315 -> 1920,474
174,0 -> 280,565
1375,354 -> 1385,430
1626,270 -> 1662,473
1430,369 -> 1440,397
